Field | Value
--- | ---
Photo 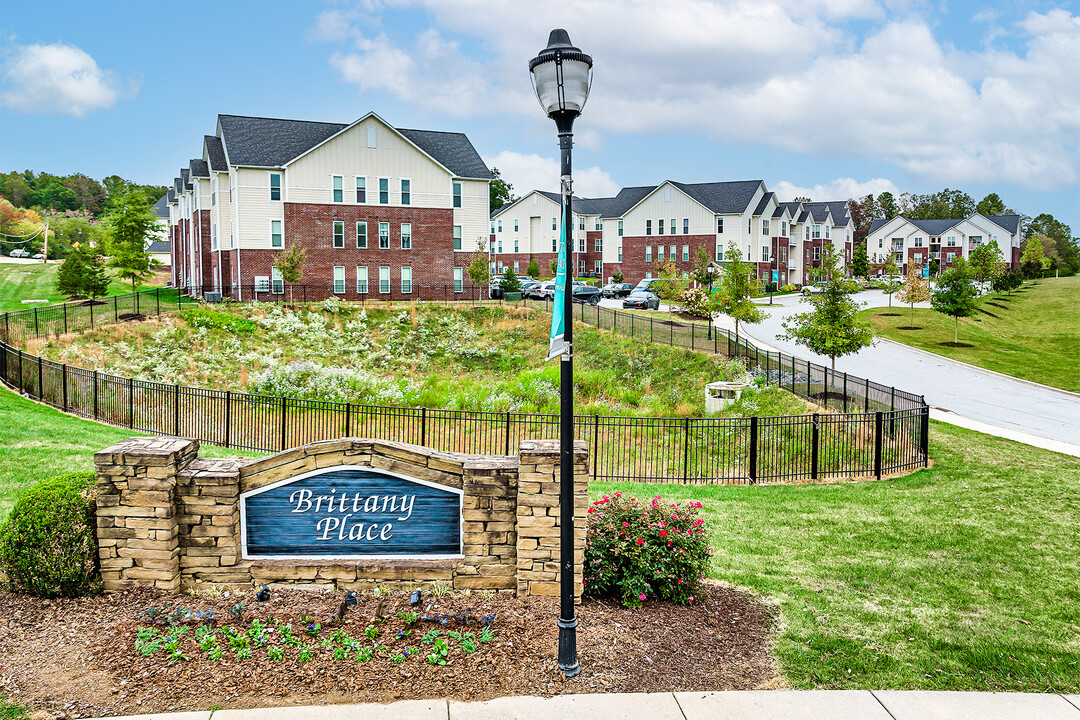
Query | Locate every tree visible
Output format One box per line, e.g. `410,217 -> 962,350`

904,188 -> 975,220
715,240 -> 768,340
489,168 -> 514,214
690,246 -> 719,287
55,245 -> 88,297
104,189 -> 161,295
896,262 -> 931,328
780,246 -> 873,371
850,241 -> 869,278
467,237 -> 490,298
880,255 -> 902,308
651,259 -> 688,313
1026,213 -> 1078,273
931,258 -> 980,345
83,250 -> 110,299
273,242 -> 307,305
526,258 -> 541,279
549,258 -> 558,274
877,191 -> 899,221
848,196 -> 875,244
975,193 -> 1008,217
968,241 -> 1006,284
499,266 -> 521,295
793,195 -> 812,203
992,268 -> 1023,295
611,270 -> 624,283
1020,235 -> 1050,278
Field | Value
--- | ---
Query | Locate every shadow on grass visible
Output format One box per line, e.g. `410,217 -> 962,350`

938,341 -> 976,348
896,326 -> 923,331
977,308 -> 1000,318
876,312 -> 902,317
986,302 -> 1010,311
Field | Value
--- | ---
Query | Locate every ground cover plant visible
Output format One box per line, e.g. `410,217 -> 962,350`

0,262 -> 165,312
595,421 -> 1080,693
26,302 -> 809,419
859,276 -> 1079,391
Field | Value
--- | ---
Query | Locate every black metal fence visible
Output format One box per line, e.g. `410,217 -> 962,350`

0,286 -> 929,485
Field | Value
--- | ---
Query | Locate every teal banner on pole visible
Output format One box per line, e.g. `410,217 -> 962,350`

547,204 -> 568,361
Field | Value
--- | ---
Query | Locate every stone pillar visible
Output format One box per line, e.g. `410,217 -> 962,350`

94,437 -> 197,592
516,439 -> 588,600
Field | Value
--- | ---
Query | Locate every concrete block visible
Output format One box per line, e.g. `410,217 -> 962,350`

450,693 -> 683,720
675,691 -> 893,720
213,699 -> 446,720
872,691 -> 1080,720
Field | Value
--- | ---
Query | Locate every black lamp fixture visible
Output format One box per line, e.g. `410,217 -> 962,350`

529,28 -> 593,680
706,261 -> 721,340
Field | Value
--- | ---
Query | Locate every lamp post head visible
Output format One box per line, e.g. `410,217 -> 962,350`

529,29 -> 593,123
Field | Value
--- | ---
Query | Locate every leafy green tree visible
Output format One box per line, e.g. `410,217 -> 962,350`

716,240 -> 768,340
55,245 -> 88,297
467,237 -> 491,298
651,259 -> 688,313
83,251 -> 110,299
975,193 -> 1009,217
850,242 -> 869,278
499,266 -> 521,294
877,191 -> 899,220
690,246 -> 719,287
611,270 -> 624,283
549,258 -> 558,274
104,189 -> 160,295
1020,235 -> 1050,278
1026,213 -> 1078,273
931,258 -> 980,344
780,247 -> 873,371
526,258 -> 541,279
904,188 -> 975,220
880,255 -> 902,308
273,242 -> 307,305
992,268 -> 1022,295
968,241 -> 1006,284
848,196 -> 874,244
896,262 -> 931,328
489,168 -> 514,214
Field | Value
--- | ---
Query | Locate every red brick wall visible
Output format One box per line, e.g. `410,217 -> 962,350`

618,234 -> 715,283
1011,246 -> 1020,268
907,247 -> 929,273
195,210 -> 212,288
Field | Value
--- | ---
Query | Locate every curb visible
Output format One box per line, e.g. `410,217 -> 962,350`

876,337 -> 1080,400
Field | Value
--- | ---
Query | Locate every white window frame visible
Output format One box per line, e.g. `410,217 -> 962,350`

453,182 -> 462,208
401,266 -> 412,294
717,217 -> 724,233
400,178 -> 411,206
355,176 -> 366,203
367,127 -> 377,148
379,222 -> 390,249
270,219 -> 282,248
669,245 -> 676,262
659,219 -> 665,235
618,245 -> 623,262
682,245 -> 689,262
356,221 -> 367,249
332,175 -> 344,203
762,219 -> 770,236
379,266 -> 390,294
594,237 -> 602,253
269,172 -> 282,202
646,219 -> 652,236
271,267 -> 284,294
453,225 -> 462,250
211,176 -> 217,206
453,266 -> 463,293
378,177 -> 389,204
356,266 -> 368,294
514,219 -> 519,232
333,220 -> 345,249
212,223 -> 219,251
333,266 -> 345,294
618,220 -> 623,237
400,223 -> 412,250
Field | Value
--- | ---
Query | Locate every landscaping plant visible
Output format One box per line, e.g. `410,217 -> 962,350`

931,259 -> 981,345
583,492 -> 712,608
896,262 -> 931,328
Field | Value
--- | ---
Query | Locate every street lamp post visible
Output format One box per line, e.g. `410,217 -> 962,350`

706,260 -> 720,340
529,28 -> 593,679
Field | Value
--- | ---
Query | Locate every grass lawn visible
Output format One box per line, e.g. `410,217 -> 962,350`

859,276 -> 1079,392
595,421 -> 1080,692
0,386 -> 262,521
0,262 -> 167,312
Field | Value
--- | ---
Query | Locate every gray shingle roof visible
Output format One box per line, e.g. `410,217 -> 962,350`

167,188 -> 176,204
204,135 -> 227,172
151,195 -> 169,218
669,180 -> 763,214
802,203 -> 833,223
779,201 -> 803,217
215,114 -> 492,179
601,186 -> 656,218
868,219 -> 888,234
146,240 -> 170,253
173,177 -> 183,194
180,168 -> 192,191
987,214 -> 1021,234
189,158 -> 209,179
910,218 -> 961,236
753,192 -> 775,216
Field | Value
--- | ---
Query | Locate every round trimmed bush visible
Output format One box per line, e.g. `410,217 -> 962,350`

0,472 -> 101,598
583,493 -> 712,608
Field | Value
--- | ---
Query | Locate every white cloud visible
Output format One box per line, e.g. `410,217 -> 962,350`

484,150 -> 620,198
773,177 -> 901,202
1,42 -> 132,116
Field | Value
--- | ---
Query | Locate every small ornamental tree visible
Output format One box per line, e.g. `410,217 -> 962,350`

1020,235 -> 1051,279
781,246 -> 874,371
880,255 -> 902,308
467,237 -> 490,300
83,251 -> 110,299
969,241 -> 1006,284
850,241 -> 869,278
526,258 -> 541,279
896,262 -> 931,328
55,244 -> 88,297
931,258 -> 980,345
716,240 -> 768,340
104,188 -> 161,295
549,258 -> 558,274
273,242 -> 307,306
583,492 -> 712,608
650,259 -> 688,312
611,270 -> 624,284
992,268 -> 1023,295
499,266 -> 521,294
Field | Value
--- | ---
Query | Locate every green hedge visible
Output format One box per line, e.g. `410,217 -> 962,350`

0,472 -> 100,598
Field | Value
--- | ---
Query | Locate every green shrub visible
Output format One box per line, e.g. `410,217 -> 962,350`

780,284 -> 796,292
180,308 -> 256,334
0,473 -> 100,598
679,287 -> 714,318
583,493 -> 712,607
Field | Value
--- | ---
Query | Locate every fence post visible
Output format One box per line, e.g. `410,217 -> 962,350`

18,349 -> 23,392
874,411 -> 884,479
842,372 -> 848,413
61,364 -> 68,410
63,303 -> 68,335
865,378 -> 870,413
593,414 -> 600,482
921,405 -> 930,466
420,407 -> 427,447
222,390 -> 231,448
34,307 -> 39,337
504,410 -> 511,456
174,384 -> 181,436
811,413 -> 819,480
114,295 -> 118,322
682,417 -> 690,484
280,396 -> 287,451
128,377 -> 135,428
156,287 -> 161,317
806,359 -> 811,398
90,299 -> 94,328
749,415 -> 758,484
824,366 -> 830,410
345,402 -> 351,438
890,387 -> 896,435
37,355 -> 43,400
93,370 -> 99,419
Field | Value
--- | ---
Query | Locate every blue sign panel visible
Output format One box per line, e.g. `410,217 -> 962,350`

240,466 -> 462,559
771,270 -> 779,283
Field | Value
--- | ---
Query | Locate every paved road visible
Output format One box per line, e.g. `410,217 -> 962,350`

719,290 -> 1080,447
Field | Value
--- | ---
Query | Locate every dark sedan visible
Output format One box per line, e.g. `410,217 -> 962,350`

571,286 -> 601,305
622,291 -> 659,310
600,282 -> 634,298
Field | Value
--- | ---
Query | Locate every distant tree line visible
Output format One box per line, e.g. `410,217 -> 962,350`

0,170 -> 168,218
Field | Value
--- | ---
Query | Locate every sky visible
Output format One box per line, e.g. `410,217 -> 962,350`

1,0 -> 1078,232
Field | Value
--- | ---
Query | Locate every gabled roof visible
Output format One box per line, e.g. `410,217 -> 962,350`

490,189 -> 562,218
151,195 -> 169,218
204,135 -> 227,172
180,168 -> 192,191
779,201 -> 803,218
215,113 -> 492,179
823,201 -> 851,225
167,188 -> 176,204
753,191 -> 775,216
868,219 -> 890,235
189,158 -> 209,179
601,186 -> 656,218
802,203 -> 833,223
868,217 -> 959,236
146,240 -> 170,253
986,214 -> 1022,234
668,180 -> 763,214
173,177 -> 183,194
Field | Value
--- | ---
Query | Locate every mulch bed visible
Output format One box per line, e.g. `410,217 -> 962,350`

0,582 -> 781,718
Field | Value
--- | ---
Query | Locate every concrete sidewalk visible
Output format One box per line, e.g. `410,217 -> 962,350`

87,691 -> 1080,720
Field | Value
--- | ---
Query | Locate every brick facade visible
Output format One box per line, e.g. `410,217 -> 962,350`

617,234 -> 716,284
195,209 -> 212,288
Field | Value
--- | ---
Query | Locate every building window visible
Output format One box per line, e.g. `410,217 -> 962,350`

657,245 -> 665,262
618,220 -> 624,237
271,267 -> 283,294
659,219 -> 665,235
379,222 -> 390,249
453,182 -> 462,208
514,219 -> 519,232
812,224 -> 821,239
683,218 -> 689,234
332,175 -> 343,203
552,217 -> 557,231
254,275 -> 270,293
578,259 -> 585,274
453,267 -> 463,292
947,236 -> 956,247
211,177 -> 217,206
400,223 -> 412,250
682,245 -> 689,262
669,245 -> 676,262
716,246 -> 724,262
552,237 -> 557,252
914,237 -> 923,247
333,221 -> 345,248
269,220 -> 281,248
594,237 -> 602,253
356,266 -> 368,293
453,225 -> 462,250
379,178 -> 389,204
379,266 -> 390,294
617,245 -> 622,262
400,179 -> 411,206
514,238 -> 519,252
367,127 -> 376,148
356,221 -> 367,248
812,246 -> 821,261
579,217 -> 585,231
645,271 -> 652,279
334,266 -> 345,294
270,173 -> 282,201
762,220 -> 770,236
578,236 -> 585,253
497,219 -> 502,232
646,220 -> 652,236
356,177 -> 366,203
946,252 -> 955,262
497,238 -> 503,253
645,245 -> 652,262
595,218 -> 601,231
514,261 -> 520,273
401,266 -> 412,293
825,226 -> 831,239
761,246 -> 769,262
782,221 -> 787,237
594,259 -> 602,274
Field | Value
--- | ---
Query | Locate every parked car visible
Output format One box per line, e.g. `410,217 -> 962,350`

633,278 -> 662,294
8,249 -> 29,258
571,286 -> 601,305
519,280 -> 540,296
31,253 -> 46,260
622,291 -> 660,310
600,282 -> 634,298
801,282 -> 827,295
527,282 -> 557,300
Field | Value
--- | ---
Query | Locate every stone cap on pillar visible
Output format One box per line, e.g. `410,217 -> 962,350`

94,436 -> 199,466
518,439 -> 588,465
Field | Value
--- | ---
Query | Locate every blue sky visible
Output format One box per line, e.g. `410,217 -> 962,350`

2,1 -> 1077,233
